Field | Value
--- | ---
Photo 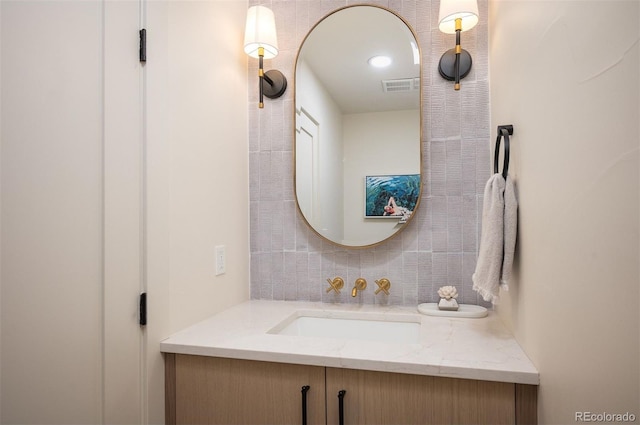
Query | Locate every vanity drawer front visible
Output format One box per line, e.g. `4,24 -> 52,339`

169,354 -> 325,425
326,367 -> 516,425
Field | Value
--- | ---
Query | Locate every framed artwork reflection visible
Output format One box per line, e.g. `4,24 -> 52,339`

364,174 -> 420,222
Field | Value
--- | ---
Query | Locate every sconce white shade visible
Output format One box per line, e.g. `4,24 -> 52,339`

244,5 -> 279,59
438,0 -> 479,34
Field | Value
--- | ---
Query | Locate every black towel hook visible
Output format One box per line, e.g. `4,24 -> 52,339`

494,125 -> 513,180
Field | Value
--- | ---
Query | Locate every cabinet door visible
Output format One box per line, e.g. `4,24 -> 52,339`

173,355 -> 326,425
326,367 -> 515,425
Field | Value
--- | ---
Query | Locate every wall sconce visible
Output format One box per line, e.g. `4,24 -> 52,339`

244,5 -> 287,108
437,0 -> 479,90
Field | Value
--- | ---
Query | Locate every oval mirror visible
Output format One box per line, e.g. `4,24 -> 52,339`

294,5 -> 422,248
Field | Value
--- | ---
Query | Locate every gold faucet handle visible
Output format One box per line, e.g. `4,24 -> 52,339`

326,277 -> 344,294
375,278 -> 391,295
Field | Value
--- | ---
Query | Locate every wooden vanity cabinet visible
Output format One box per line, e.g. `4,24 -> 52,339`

165,354 -> 537,425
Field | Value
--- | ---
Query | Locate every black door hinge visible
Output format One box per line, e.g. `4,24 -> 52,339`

139,29 -> 146,63
139,292 -> 147,326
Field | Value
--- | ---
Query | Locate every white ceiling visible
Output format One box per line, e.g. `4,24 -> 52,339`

297,6 -> 421,114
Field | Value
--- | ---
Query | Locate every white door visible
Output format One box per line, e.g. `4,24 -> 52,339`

295,108 -> 320,224
1,1 -> 145,423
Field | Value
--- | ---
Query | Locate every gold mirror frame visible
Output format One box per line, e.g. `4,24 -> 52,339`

293,5 -> 423,249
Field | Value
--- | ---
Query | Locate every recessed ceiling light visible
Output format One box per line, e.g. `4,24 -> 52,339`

368,55 -> 392,68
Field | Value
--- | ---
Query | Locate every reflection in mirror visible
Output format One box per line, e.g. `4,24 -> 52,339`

295,6 -> 422,248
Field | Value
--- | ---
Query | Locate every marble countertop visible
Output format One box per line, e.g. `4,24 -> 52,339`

160,300 -> 539,385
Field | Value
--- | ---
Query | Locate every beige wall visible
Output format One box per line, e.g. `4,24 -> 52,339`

146,0 -> 250,421
489,1 -> 639,423
147,0 -> 250,337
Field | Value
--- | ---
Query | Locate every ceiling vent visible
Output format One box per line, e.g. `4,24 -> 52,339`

382,77 -> 420,93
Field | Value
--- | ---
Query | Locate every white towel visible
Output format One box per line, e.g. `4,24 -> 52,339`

501,177 -> 518,287
472,174 -> 518,304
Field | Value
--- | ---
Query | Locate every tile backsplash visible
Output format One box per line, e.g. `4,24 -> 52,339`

249,0 -> 491,306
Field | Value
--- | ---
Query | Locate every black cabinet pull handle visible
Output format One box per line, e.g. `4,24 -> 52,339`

338,390 -> 346,425
301,385 -> 310,425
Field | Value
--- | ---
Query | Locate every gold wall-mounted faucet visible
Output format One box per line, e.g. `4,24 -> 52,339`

375,278 -> 391,295
326,277 -> 344,294
351,278 -> 367,297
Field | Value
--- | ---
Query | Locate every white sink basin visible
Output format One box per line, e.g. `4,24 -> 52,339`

268,311 -> 421,344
